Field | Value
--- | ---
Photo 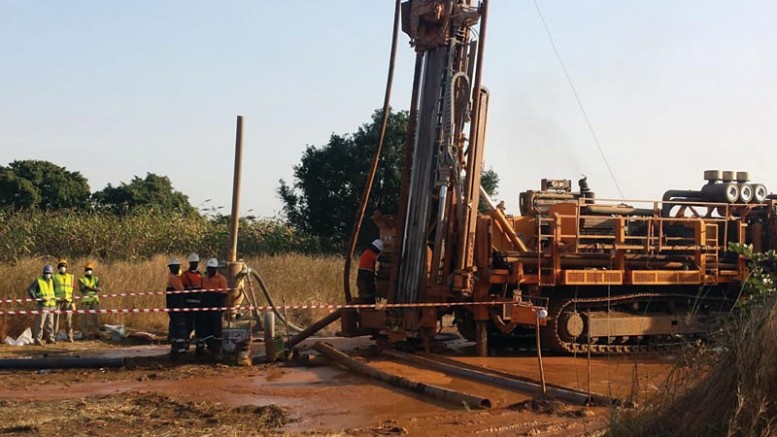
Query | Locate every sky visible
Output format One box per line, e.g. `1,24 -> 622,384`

2,1 -> 776,217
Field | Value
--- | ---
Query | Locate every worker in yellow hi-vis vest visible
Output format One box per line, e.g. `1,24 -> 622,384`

79,261 -> 101,340
53,258 -> 75,342
27,264 -> 57,346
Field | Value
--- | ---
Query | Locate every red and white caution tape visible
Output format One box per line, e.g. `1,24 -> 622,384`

0,300 -> 548,316
0,288 -> 235,305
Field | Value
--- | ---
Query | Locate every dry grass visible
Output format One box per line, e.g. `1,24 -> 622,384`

608,293 -> 777,437
0,254 -> 350,339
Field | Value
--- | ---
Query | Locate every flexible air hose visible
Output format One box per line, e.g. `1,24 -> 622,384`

246,267 -> 304,333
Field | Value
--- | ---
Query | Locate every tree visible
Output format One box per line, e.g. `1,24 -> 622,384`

479,168 -> 499,213
279,108 -> 500,253
0,160 -> 90,209
92,173 -> 196,215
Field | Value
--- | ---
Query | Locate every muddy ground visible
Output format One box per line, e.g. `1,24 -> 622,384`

0,335 -> 676,436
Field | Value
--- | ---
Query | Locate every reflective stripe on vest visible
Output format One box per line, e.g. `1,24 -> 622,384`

36,277 -> 56,307
79,275 -> 99,304
54,273 -> 75,301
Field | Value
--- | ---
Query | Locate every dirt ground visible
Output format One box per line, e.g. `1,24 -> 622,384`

0,335 -> 676,437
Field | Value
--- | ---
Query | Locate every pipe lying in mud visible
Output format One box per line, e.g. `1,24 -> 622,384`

286,309 -> 342,349
312,342 -> 491,409
0,356 -> 125,370
386,351 -> 611,406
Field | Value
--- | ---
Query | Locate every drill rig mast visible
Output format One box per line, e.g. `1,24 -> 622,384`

359,0 -> 541,354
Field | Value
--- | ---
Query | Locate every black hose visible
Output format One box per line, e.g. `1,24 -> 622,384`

247,268 -> 304,333
343,0 -> 402,302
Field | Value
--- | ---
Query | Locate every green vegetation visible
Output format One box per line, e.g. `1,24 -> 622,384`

0,160 -> 90,209
0,208 -> 318,262
92,172 -> 196,215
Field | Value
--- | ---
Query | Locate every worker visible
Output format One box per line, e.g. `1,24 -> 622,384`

27,265 -> 57,346
181,252 -> 204,355
166,257 -> 188,356
357,239 -> 383,301
78,262 -> 101,340
52,258 -> 75,342
201,257 -> 228,360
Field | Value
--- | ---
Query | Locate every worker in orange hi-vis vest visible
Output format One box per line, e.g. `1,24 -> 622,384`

166,258 -> 187,357
181,253 -> 204,355
356,239 -> 383,302
201,258 -> 228,361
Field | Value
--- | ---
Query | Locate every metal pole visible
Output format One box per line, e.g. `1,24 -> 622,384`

286,309 -> 342,350
313,342 -> 491,409
415,352 -> 611,405
228,115 -> 244,263
536,317 -> 547,394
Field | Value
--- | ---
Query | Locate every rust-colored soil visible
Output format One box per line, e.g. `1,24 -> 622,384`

0,338 -> 675,436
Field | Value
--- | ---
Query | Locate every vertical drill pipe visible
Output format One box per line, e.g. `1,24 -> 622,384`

228,115 -> 244,263
313,342 -> 491,409
343,0 -> 401,303
456,0 -> 490,272
389,52 -> 424,304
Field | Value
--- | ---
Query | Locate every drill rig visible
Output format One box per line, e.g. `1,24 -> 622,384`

353,0 -> 777,356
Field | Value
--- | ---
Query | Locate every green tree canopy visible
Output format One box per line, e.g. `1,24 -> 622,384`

279,108 -> 499,253
0,160 -> 90,210
92,173 -> 196,215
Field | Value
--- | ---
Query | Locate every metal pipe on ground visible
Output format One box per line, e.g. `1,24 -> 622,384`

286,309 -> 343,350
0,357 -> 125,370
390,351 -> 612,405
313,342 -> 491,409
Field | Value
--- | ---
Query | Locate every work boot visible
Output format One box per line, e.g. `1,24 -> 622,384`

33,339 -> 43,346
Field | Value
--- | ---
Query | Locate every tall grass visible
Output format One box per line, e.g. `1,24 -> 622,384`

0,254 -> 348,339
608,295 -> 777,437
0,209 -> 321,262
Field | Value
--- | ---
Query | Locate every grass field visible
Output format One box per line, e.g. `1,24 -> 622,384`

0,254 -> 349,339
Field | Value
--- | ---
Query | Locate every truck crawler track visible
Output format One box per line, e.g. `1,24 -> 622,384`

540,292 -> 733,354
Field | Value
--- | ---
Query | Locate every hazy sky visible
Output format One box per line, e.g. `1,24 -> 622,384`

2,1 -> 776,217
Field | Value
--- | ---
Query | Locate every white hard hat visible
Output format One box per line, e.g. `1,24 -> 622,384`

187,253 -> 200,263
371,239 -> 384,252
167,257 -> 181,266
206,257 -> 219,268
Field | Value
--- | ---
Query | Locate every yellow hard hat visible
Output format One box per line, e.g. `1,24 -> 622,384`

58,258 -> 68,266
84,262 -> 95,270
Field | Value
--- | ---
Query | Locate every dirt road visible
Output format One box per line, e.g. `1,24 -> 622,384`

0,337 -> 675,436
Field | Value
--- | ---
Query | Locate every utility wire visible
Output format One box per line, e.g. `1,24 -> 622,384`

532,0 -> 625,198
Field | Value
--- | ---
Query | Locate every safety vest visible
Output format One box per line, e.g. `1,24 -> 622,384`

358,248 -> 379,272
181,270 -> 203,290
79,275 -> 100,304
36,277 -> 56,308
202,273 -> 228,293
53,273 -> 75,302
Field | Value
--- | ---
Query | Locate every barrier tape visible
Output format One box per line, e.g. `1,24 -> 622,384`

0,288 -> 235,305
0,300 -> 547,316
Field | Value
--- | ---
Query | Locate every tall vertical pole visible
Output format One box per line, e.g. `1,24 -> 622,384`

229,115 -> 244,263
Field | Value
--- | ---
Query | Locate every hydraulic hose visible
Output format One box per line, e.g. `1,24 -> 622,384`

246,267 -> 304,333
343,0 -> 401,303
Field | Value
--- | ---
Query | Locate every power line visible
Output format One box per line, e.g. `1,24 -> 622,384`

532,0 -> 624,198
